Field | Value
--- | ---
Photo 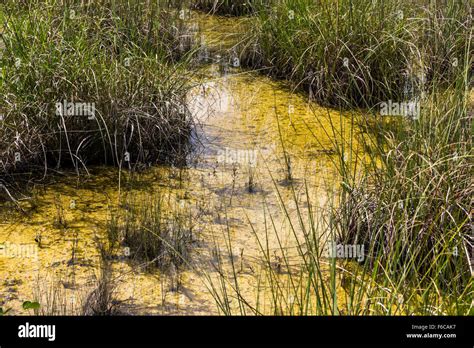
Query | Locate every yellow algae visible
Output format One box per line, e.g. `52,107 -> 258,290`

192,11 -> 248,50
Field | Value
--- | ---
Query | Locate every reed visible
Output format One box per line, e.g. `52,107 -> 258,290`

0,0 -> 196,181
239,0 -> 471,108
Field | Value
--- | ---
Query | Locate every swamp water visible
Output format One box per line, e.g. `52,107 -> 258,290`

0,13 -> 366,315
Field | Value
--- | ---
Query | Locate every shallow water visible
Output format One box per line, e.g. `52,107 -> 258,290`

0,12 -> 364,315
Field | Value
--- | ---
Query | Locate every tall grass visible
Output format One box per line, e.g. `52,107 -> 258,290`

239,0 -> 471,108
0,0 -> 196,181
419,1 -> 473,86
331,31 -> 473,310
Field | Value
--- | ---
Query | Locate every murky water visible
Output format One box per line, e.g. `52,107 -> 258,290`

0,12 -> 364,315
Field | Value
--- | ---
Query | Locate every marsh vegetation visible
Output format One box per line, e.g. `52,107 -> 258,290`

0,0 -> 472,316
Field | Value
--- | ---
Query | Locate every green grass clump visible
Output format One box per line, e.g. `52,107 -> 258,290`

240,0 -> 471,108
107,192 -> 194,273
332,47 -> 473,310
0,0 -> 196,177
418,1 -> 472,86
